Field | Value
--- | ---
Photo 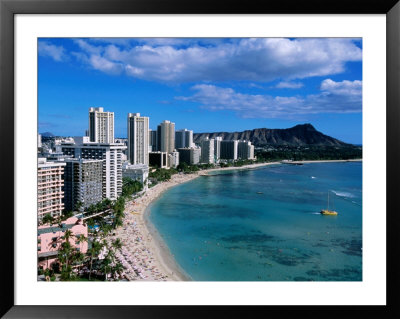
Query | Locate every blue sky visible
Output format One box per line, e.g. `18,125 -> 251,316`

38,38 -> 362,144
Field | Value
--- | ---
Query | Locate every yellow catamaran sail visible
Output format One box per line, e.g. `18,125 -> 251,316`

320,191 -> 338,215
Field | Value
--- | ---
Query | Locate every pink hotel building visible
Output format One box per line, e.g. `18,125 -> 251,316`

37,158 -> 66,222
38,158 -> 89,271
38,216 -> 88,270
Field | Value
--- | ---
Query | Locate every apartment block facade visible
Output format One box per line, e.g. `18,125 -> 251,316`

175,128 -> 193,149
200,138 -> 215,164
220,140 -> 238,160
63,158 -> 103,212
237,141 -> 255,160
60,138 -> 126,200
149,152 -> 168,168
122,163 -> 149,190
37,158 -> 66,222
158,120 -> 175,153
127,113 -> 149,165
88,107 -> 115,144
214,136 -> 222,161
177,147 -> 201,165
148,129 -> 157,152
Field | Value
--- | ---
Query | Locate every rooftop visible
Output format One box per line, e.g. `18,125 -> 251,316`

37,223 -> 75,236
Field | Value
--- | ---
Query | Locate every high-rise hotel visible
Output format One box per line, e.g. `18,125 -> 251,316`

127,113 -> 149,165
60,137 -> 126,201
200,138 -> 215,164
63,158 -> 103,212
37,158 -> 66,222
88,107 -> 115,143
175,128 -> 193,149
158,120 -> 175,153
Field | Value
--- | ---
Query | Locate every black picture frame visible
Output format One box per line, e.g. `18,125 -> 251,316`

1,0 -> 399,318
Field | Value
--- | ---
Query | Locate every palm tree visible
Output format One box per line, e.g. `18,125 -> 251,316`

88,204 -> 98,216
63,229 -> 74,244
41,214 -> 54,225
88,240 -> 102,281
95,202 -> 103,213
113,216 -> 124,229
103,198 -> 112,209
100,224 -> 112,237
112,238 -> 122,251
112,262 -> 125,280
73,251 -> 86,277
100,255 -> 112,281
75,200 -> 83,212
58,240 -> 74,280
56,229 -> 76,281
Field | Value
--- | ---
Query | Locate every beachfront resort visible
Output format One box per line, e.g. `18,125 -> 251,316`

38,107 -> 362,282
37,107 -> 261,281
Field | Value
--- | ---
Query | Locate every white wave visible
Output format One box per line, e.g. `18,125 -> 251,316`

332,190 -> 355,198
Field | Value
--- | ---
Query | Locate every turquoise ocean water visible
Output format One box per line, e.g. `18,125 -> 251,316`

147,162 -> 362,281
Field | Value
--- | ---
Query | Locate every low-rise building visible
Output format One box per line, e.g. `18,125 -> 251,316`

168,151 -> 180,168
37,216 -> 88,271
149,151 -> 168,168
122,163 -> 149,190
177,147 -> 201,165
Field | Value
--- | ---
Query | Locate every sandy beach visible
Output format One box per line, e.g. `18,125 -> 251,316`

111,158 -> 361,281
111,173 -> 200,281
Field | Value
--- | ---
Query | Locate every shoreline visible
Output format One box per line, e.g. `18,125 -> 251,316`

113,158 -> 361,281
113,173 -> 200,281
289,159 -> 362,164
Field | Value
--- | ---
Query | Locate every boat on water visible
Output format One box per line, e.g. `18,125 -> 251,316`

320,209 -> 338,216
320,191 -> 338,216
256,192 -> 264,194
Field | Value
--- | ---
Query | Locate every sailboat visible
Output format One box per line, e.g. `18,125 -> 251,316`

320,191 -> 338,215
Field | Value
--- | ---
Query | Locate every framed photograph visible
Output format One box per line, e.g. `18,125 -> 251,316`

1,0 -> 399,317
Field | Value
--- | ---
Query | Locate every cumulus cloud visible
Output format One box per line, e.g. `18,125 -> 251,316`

320,78 -> 362,95
69,38 -> 361,83
89,55 -> 124,74
275,81 -> 304,89
176,79 -> 362,118
74,39 -> 104,55
38,41 -> 66,61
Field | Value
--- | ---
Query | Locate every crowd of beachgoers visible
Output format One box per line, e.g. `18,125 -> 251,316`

109,173 -> 200,281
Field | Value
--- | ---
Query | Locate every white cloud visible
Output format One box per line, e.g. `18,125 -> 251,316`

176,79 -> 362,118
74,39 -> 104,55
70,38 -> 361,83
38,41 -> 66,62
88,55 -> 123,74
275,81 -> 304,89
320,78 -> 362,95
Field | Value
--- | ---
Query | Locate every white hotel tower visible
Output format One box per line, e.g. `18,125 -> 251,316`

127,113 -> 149,166
158,120 -> 175,154
88,107 -> 115,143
